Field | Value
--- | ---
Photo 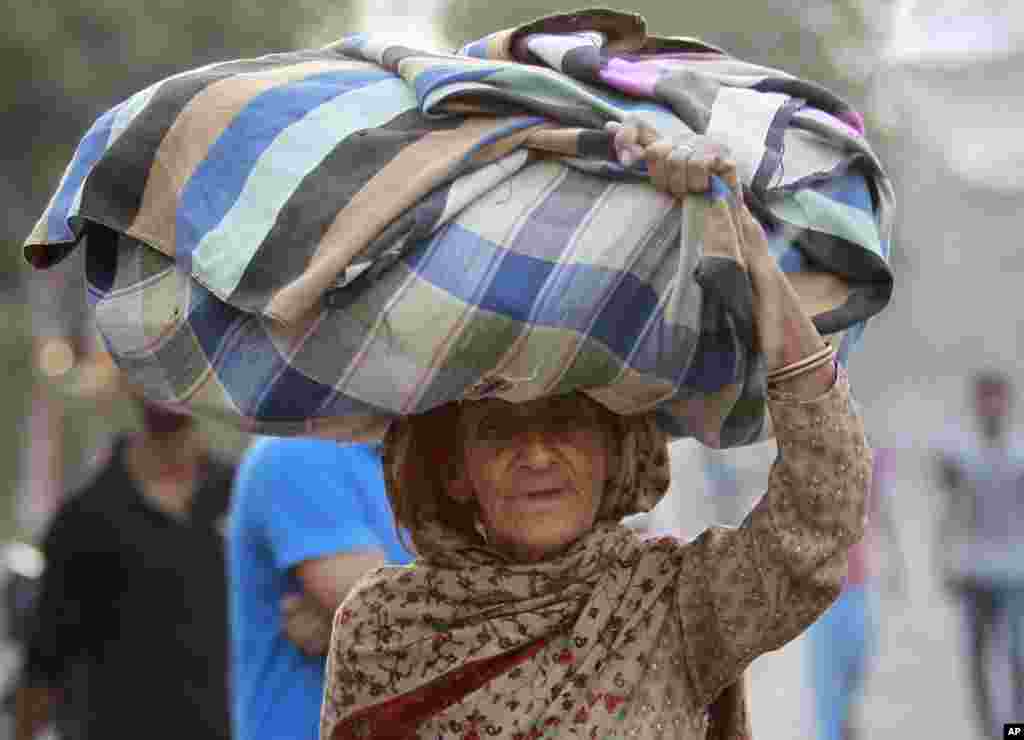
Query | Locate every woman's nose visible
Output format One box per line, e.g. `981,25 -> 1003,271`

518,431 -> 556,468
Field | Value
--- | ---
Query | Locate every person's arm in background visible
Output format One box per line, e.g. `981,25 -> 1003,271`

283,550 -> 385,657
14,686 -> 53,740
936,451 -> 963,492
931,440 -> 970,594
237,438 -> 390,658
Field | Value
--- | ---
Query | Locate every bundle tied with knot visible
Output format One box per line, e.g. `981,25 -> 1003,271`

20,9 -> 889,740
22,8 -> 892,451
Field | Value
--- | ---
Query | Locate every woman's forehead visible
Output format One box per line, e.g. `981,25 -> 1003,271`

459,393 -> 596,423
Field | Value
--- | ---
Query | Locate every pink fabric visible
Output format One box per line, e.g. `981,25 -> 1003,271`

600,57 -> 662,97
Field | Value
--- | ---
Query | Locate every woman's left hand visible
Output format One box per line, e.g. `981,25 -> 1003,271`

606,117 -> 765,275
606,119 -> 739,200
608,117 -> 835,399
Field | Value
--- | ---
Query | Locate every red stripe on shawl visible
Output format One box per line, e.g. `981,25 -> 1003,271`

331,638 -> 548,740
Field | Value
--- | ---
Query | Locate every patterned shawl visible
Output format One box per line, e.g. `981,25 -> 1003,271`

22,9 -> 892,448
321,401 -> 749,740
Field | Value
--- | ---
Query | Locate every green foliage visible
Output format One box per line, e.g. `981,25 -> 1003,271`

2,0 -> 357,277
1,0 -> 358,537
5,0 -> 351,104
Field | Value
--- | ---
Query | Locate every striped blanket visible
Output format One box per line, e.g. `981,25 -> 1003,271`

23,9 -> 893,446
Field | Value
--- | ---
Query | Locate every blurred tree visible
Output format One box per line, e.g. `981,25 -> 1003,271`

2,0 -> 357,276
1,0 -> 357,538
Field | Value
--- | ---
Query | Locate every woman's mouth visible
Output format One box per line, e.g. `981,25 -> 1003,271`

515,487 -> 569,508
526,487 -> 562,497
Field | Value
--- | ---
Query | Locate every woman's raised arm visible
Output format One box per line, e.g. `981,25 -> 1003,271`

609,119 -> 872,707
607,116 -> 835,401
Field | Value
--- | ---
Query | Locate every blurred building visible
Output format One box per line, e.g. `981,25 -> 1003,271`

852,0 -> 1024,449
879,0 -> 1024,190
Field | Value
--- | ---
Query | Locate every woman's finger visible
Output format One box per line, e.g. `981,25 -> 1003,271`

606,121 -> 640,166
655,134 -> 737,199
685,140 -> 733,194
716,157 -> 740,195
666,144 -> 694,199
643,138 -> 676,193
617,116 -> 662,147
686,148 -> 713,193
606,118 -> 660,166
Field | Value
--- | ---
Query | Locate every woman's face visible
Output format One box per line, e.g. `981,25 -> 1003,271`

451,394 -> 612,563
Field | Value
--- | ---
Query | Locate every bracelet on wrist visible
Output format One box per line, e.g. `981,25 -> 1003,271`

767,343 -> 836,386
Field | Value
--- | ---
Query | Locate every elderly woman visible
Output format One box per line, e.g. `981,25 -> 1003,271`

321,122 -> 872,740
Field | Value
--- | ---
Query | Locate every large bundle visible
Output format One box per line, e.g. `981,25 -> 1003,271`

23,10 -> 893,446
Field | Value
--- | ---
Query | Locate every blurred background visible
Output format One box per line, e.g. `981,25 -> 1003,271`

1,0 -> 1020,738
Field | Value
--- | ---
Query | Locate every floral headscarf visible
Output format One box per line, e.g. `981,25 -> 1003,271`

321,397 -> 748,740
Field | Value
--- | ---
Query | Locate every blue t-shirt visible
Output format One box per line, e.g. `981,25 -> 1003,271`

228,438 -> 412,740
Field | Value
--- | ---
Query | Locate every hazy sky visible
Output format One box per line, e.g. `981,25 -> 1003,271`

356,0 -> 448,48
883,0 -> 1019,63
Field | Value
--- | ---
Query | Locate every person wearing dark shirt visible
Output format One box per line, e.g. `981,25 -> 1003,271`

15,388 -> 235,740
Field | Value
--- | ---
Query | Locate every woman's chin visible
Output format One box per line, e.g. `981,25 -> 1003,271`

485,491 -> 601,561
497,525 -> 589,562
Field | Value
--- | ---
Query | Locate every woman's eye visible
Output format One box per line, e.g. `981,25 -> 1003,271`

548,414 -> 576,433
478,421 -> 512,441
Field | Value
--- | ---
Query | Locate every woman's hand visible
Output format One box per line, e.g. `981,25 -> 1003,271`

608,118 -> 835,399
606,119 -> 738,199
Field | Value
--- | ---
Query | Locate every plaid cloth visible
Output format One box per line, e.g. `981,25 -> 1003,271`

23,9 -> 893,446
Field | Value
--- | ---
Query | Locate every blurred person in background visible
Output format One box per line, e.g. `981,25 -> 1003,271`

805,446 -> 907,740
934,370 -> 1024,738
228,437 -> 413,740
14,351 -> 236,740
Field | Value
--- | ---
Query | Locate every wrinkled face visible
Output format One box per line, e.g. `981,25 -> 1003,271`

450,393 -> 613,563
